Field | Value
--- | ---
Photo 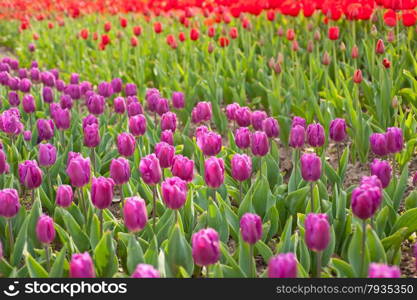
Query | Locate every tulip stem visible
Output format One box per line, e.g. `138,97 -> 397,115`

316,251 -> 322,278
91,148 -> 96,175
120,184 -> 124,205
239,181 -> 243,205
206,265 -> 210,278
175,209 -> 178,224
249,244 -> 255,278
310,182 -> 315,212
361,219 -> 367,277
212,188 -> 217,204
46,168 -> 53,203
152,185 -> 157,234
44,244 -> 50,271
31,189 -> 35,204
7,218 -> 13,255
98,209 -> 103,235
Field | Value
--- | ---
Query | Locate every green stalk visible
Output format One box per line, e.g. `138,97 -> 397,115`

44,244 -> 50,271
361,220 -> 367,277
7,218 -> 13,255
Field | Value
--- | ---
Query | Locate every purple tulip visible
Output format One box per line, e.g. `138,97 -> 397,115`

127,101 -> 143,117
251,110 -> 267,131
235,106 -> 252,127
53,107 -> 71,130
292,116 -> 307,128
0,109 -> 23,136
386,127 -> 404,154
240,213 -> 262,244
0,150 -> 6,174
8,91 -> 20,107
36,214 -> 55,244
192,228 -> 220,266
225,103 -> 240,121
125,83 -> 137,97
42,86 -> 54,103
30,68 -> 40,81
110,157 -> 131,185
65,84 -> 81,100
37,119 -> 54,142
171,155 -> 194,182
38,143 -> 57,167
66,154 -> 91,187
329,118 -> 347,142
83,123 -> 100,148
129,115 -> 147,136
370,133 -> 388,156
19,78 -> 31,93
124,197 -> 148,232
263,117 -> 280,138
23,130 -> 32,141
197,131 -> 222,156
0,241 -> 3,259
22,94 -> 35,113
41,71 -> 55,87
351,183 -> 382,220
192,101 -> 212,123
161,176 -> 188,210
56,79 -> 66,92
146,90 -> 160,113
156,98 -> 169,116
131,264 -> 160,278
87,94 -> 105,115
70,73 -> 80,84
0,189 -> 20,218
91,177 -> 114,209
231,154 -> 252,182
139,154 -> 162,185
82,115 -> 98,130
368,263 -> 401,278
18,160 -> 43,189
111,77 -> 122,93
289,125 -> 305,148
69,252 -> 95,278
80,81 -> 92,95
370,159 -> 392,188
306,123 -> 325,147
251,131 -> 269,156
161,129 -> 174,145
161,112 -> 177,132
172,91 -> 185,109
155,142 -> 175,169
235,127 -> 251,149
204,157 -> 225,188
268,253 -> 297,278
305,213 -> 330,252
97,81 -> 113,98
56,185 -> 73,208
60,94 -> 73,110
300,153 -> 321,182
114,97 -> 126,114
117,133 -> 136,157
8,76 -> 19,90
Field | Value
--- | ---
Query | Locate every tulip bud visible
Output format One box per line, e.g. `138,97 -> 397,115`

351,45 -> 359,59
289,125 -> 305,148
292,116 -> 306,128
328,26 -> 339,40
139,154 -> 162,185
70,252 -> 95,278
375,39 -> 385,54
351,184 -> 382,219
251,131 -> 269,156
36,214 -> 55,244
117,132 -> 136,157
286,29 -> 295,41
8,91 -> 20,106
98,81 -> 113,98
235,106 -> 252,127
231,154 -> 252,182
22,94 -> 35,113
392,96 -> 399,109
268,253 -> 297,278
273,62 -> 282,74
125,83 -> 137,97
53,107 -> 71,130
300,153 -> 321,181
305,213 -> 330,252
161,112 -> 177,132
42,87 -> 54,103
262,117 -> 280,138
110,157 -> 131,185
18,160 -> 43,189
314,30 -> 321,41
82,114 -> 98,130
329,118 -> 347,142
306,123 -> 325,147
291,40 -> 299,52
38,143 -> 57,167
371,25 -> 378,36
225,103 -> 240,121
127,100 -> 143,117
123,196 -> 148,232
91,177 -> 114,209
353,69 -> 363,84
251,110 -> 267,131
129,115 -> 146,137
387,30 -> 395,43
361,175 -> 383,189
155,142 -> 175,169
192,228 -> 220,266
131,264 -> 160,278
204,157 -> 225,188
0,189 -> 20,218
37,119 -> 54,142
66,154 -> 91,187
83,123 -> 100,148
114,97 -> 126,114
386,127 -> 403,154
197,131 -> 222,156
368,263 -> 401,278
369,133 -> 388,156
171,155 -> 194,182
161,129 -> 174,145
171,91 -> 185,110
235,127 -> 251,149
87,94 -> 105,115
161,176 -> 187,210
339,42 -> 346,52
23,130 -> 32,141
370,159 -> 392,188
307,40 -> 314,53
240,213 -> 262,244
156,98 -> 169,116
322,51 -> 331,65
56,185 -> 73,207
192,101 -> 212,123
382,58 -> 391,69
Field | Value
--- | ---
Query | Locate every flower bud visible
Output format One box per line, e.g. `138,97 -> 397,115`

251,131 -> 269,156
263,117 -> 280,138
131,264 -> 160,278
70,252 -> 95,278
370,133 -> 388,156
129,115 -> 146,137
204,157 -> 225,188
38,143 -> 57,167
375,39 -> 385,54
87,94 -> 105,115
240,213 -> 262,244
66,153 -> 91,187
42,87 -> 54,103
22,94 -> 35,113
351,45 -> 359,58
353,69 -> 363,83
37,119 -> 54,142
139,154 -> 162,185
98,81 -> 113,98
197,131 -> 222,156
329,118 -> 347,142
322,51 -> 331,65
368,263 -> 401,278
192,101 -> 212,123
328,26 -> 339,40
292,116 -> 306,128
161,112 -> 177,132
114,97 -> 126,114
235,127 -> 251,149
117,132 -> 136,157
370,159 -> 392,188
306,123 -> 325,147
23,130 -> 32,141
225,103 -> 240,121
235,106 -> 252,127
351,183 -> 382,219
8,91 -> 20,106
36,214 -> 55,244
192,228 -> 220,266
268,253 -> 297,278
171,155 -> 194,182
0,189 -> 20,218
18,160 -> 43,189
82,114 -> 98,130
125,83 -> 137,97
110,157 -> 131,185
161,176 -> 187,210
123,196 -> 148,232
231,154 -> 252,182
161,129 -> 174,145
172,91 -> 185,109
155,142 -> 175,169
251,110 -> 267,131
305,213 -> 330,252
83,123 -> 100,148
56,185 -> 73,207
91,177 -> 114,209
300,153 -> 321,181
386,127 -> 403,154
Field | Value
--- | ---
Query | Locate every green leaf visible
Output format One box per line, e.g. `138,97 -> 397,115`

165,224 -> 193,277
11,219 -> 28,266
25,253 -> 48,278
330,258 -> 355,278
126,234 -> 144,275
93,231 -> 118,277
60,208 -> 90,252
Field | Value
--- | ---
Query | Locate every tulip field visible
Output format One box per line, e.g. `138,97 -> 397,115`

1,0 -> 417,279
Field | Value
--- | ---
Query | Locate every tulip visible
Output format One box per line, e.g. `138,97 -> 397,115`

97,82 -> 113,98
197,131 -> 222,156
172,91 -> 185,109
129,115 -> 146,137
251,131 -> 269,157
251,110 -> 267,131
91,177 -> 114,210
146,91 -> 160,113
204,157 -> 225,189
322,51 -> 331,65
353,69 -> 363,83
131,264 -> 160,278
56,185 -> 73,208
386,127 -> 403,154
292,116 -> 306,128
235,106 -> 252,127
262,117 -> 280,138
351,45 -> 359,59
369,133 -> 388,156
0,241 -> 2,259
125,83 -> 137,97
231,154 -> 252,183
87,94 -> 105,115
0,188 -> 20,250
36,214 -> 55,244
161,112 -> 177,132
328,26 -> 339,40
375,39 -> 385,54
23,130 -> 32,141
329,118 -> 347,142
38,143 -> 57,167
82,114 -> 98,130
370,159 -> 392,188
351,184 -> 382,220
110,157 -> 131,185
114,97 -> 126,114
70,252 -> 95,278
66,84 -> 81,100
156,98 -> 169,116
234,127 -> 251,149
117,132 -> 136,157
192,228 -> 220,267
240,213 -> 262,245
37,119 -> 54,142
161,176 -> 187,210
123,197 -> 147,232
305,213 -> 330,277
53,107 -> 71,131
368,263 -> 401,278
171,155 -> 194,182
83,123 -> 100,148
22,94 -> 35,114
306,123 -> 325,148
42,87 -> 54,103
18,160 -> 43,190
161,129 -> 174,145
383,58 -> 391,69
192,101 -> 212,124
300,153 -> 321,182
8,91 -> 19,106
268,253 -> 297,278
66,154 -> 91,188
225,103 -> 240,122
289,125 -> 305,148
155,142 -> 175,169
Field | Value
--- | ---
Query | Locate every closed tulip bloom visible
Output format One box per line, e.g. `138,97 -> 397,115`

370,159 -> 392,188
155,142 -> 175,169
368,263 -> 401,278
125,83 -> 137,97
268,253 -> 297,278
70,252 -> 95,278
91,177 -> 114,209
87,94 -> 105,115
56,80 -> 66,92
172,91 -> 185,109
114,97 -> 126,114
0,150 -> 6,174
66,154 -> 91,187
110,157 -> 131,185
375,39 -> 385,54
235,127 -> 252,149
56,185 -> 73,207
18,160 -> 43,189
251,131 -> 269,156
360,175 -> 383,189
305,213 -> 330,252
19,78 -> 31,93
300,153 -> 321,182
386,127 -> 404,154
192,102 -> 212,123
263,117 -> 280,138
306,123 -> 325,147
235,106 -> 252,127
161,129 -> 174,146
0,189 -> 20,218
289,125 -> 305,148
60,94 -> 73,110
54,107 -> 71,130
123,196 -> 148,232
171,155 -> 194,182
111,77 -> 123,93
351,184 -> 382,220
351,45 -> 359,58
251,110 -> 267,131
197,131 -> 222,156
8,91 -> 20,106
42,87 -> 54,103
129,115 -> 146,136
353,69 -> 363,84
139,154 -> 162,185
83,123 -> 100,148
23,130 -> 32,141
82,115 -> 98,130
225,103 -> 240,121
127,101 -> 143,117
161,112 -> 177,132
22,94 -> 35,113
192,228 -> 220,266
328,26 -> 339,40
37,119 -> 54,141
65,84 -> 81,100
292,116 -> 306,128
161,176 -> 188,209
204,157 -> 225,188
117,132 -> 136,157
97,81 -> 113,98
369,133 -> 388,156
146,92 -> 160,113
36,214 -> 55,244
1,109 -> 23,136
156,98 -> 169,116
231,154 -> 252,182
38,143 -> 57,167
329,118 -> 347,142
131,264 -> 160,278
240,213 -> 262,244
